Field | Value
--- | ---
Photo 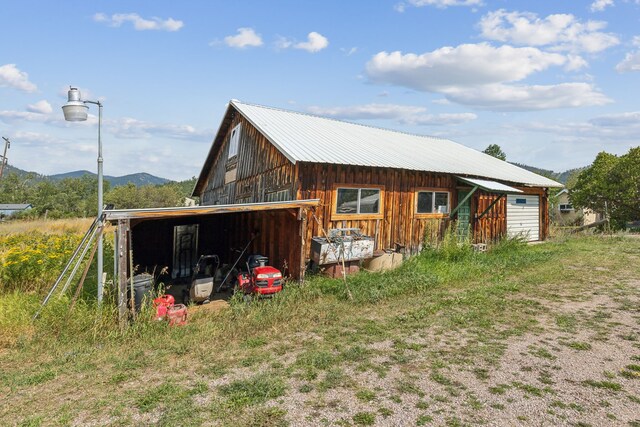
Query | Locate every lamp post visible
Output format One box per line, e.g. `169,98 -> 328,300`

62,87 -> 104,305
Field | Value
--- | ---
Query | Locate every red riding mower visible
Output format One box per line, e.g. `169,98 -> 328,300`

235,255 -> 283,297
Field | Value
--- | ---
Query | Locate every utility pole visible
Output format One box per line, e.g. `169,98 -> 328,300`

0,137 -> 9,180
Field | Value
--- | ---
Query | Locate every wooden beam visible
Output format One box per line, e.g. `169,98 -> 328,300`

477,194 -> 505,220
449,186 -> 478,218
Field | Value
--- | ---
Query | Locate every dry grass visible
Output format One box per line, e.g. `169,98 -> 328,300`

0,218 -> 95,236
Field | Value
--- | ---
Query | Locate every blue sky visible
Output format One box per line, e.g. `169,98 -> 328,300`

1,0 -> 639,180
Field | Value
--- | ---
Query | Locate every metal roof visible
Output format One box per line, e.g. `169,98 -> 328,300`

456,177 -> 523,193
230,101 -> 562,188
104,199 -> 320,221
0,204 -> 32,210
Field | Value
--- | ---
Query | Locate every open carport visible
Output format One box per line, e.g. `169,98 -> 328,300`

103,199 -> 319,322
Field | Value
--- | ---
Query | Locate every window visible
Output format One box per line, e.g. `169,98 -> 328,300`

228,123 -> 241,159
416,190 -> 450,215
333,186 -> 383,218
559,203 -> 574,212
515,198 -> 527,205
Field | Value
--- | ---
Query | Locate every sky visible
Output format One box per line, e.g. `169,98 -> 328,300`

1,0 -> 639,181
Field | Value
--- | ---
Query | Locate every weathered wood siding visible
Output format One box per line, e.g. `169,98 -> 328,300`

296,163 -> 461,255
201,114 -> 296,205
472,191 -> 507,243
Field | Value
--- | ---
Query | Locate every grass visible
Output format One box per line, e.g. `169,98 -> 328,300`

0,229 -> 639,425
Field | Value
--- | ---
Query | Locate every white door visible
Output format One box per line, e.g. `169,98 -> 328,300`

507,195 -> 540,241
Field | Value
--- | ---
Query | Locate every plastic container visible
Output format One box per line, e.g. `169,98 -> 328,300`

167,304 -> 188,326
129,273 -> 153,313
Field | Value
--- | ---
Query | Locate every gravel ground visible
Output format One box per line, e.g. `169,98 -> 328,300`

201,278 -> 640,426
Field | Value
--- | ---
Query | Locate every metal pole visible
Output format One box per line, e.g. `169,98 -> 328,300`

0,137 -> 10,179
96,102 -> 104,306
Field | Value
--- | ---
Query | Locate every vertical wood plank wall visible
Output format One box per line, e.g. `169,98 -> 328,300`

201,114 -> 296,206
297,163 -> 459,255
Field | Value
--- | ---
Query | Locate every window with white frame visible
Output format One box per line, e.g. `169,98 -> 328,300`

335,187 -> 381,215
228,123 -> 241,159
559,203 -> 574,212
416,190 -> 450,214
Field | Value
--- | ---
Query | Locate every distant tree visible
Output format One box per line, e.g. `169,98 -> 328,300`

105,183 -> 183,209
483,144 -> 507,161
570,147 -> 640,229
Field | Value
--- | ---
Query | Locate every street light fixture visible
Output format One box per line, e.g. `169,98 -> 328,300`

62,87 -> 105,305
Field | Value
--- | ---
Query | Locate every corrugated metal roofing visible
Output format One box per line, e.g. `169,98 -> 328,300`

104,199 -> 320,221
0,204 -> 32,210
456,177 -> 523,193
231,100 -> 562,188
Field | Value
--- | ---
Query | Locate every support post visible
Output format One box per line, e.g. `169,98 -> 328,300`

117,219 -> 130,328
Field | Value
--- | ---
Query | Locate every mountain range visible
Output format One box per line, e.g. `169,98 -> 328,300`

2,161 -> 583,187
2,164 -> 171,187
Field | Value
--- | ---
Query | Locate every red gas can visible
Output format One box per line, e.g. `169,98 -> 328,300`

153,295 -> 175,321
167,304 -> 188,326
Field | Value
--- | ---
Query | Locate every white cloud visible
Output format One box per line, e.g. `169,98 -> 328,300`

616,51 -> 640,72
0,110 -> 57,124
307,103 -> 427,120
398,0 -> 483,10
365,43 -> 609,111
444,82 -> 611,111
224,27 -> 263,49
366,44 -> 567,91
109,117 -> 210,141
589,111 -> 640,127
93,13 -> 183,32
26,100 -> 52,114
478,10 -> 619,53
340,47 -> 358,56
400,113 -> 478,125
294,32 -> 329,53
633,36 -> 640,47
0,64 -> 37,92
306,103 -> 477,126
590,0 -> 614,12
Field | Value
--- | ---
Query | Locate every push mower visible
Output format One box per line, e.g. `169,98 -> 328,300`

184,254 -> 219,304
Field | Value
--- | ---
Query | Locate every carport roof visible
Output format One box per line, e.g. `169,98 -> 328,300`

104,199 -> 320,221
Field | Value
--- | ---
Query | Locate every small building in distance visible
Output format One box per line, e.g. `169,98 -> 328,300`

0,203 -> 32,218
554,189 -> 603,226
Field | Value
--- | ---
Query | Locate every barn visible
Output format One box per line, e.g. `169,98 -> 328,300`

193,100 -> 562,257
105,100 -> 562,319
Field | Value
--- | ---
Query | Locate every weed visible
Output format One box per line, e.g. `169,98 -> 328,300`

565,341 -> 592,351
378,407 -> 393,417
352,411 -> 375,426
415,400 -> 429,409
298,383 -> 313,393
581,380 -> 622,391
355,389 -> 376,402
488,384 -> 511,395
218,374 -> 287,408
417,414 -> 434,425
318,368 -> 347,391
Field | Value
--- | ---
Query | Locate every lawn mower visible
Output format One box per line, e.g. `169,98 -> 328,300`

235,254 -> 283,297
184,254 -> 219,304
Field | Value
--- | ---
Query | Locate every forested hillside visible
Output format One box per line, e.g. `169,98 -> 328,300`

0,172 -> 197,218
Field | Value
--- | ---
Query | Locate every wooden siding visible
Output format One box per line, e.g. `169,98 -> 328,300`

296,163 -> 460,255
473,191 -> 507,243
201,114 -> 296,206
